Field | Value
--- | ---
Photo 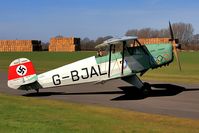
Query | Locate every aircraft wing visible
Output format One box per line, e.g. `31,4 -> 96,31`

95,36 -> 137,49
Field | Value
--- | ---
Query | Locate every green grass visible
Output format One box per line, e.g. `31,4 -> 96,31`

0,52 -> 96,72
0,52 -> 199,132
141,51 -> 199,84
0,51 -> 199,83
0,93 -> 199,133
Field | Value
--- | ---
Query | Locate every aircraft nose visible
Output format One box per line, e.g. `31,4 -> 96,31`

176,43 -> 181,49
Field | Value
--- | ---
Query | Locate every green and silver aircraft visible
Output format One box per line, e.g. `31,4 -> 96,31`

8,23 -> 181,94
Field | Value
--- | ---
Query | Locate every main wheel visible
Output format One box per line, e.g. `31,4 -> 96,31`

35,89 -> 39,94
141,82 -> 151,96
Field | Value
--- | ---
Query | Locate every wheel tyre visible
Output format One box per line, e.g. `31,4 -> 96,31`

35,89 -> 39,94
141,82 -> 151,96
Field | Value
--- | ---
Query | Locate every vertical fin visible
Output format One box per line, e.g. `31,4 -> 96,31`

8,58 -> 37,89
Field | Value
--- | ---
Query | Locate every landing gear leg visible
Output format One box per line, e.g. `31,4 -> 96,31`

122,75 -> 151,96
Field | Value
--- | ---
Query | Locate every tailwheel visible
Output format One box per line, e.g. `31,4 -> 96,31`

141,82 -> 151,96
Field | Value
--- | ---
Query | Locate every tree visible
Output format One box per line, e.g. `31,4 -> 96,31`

171,22 -> 194,45
189,34 -> 199,50
95,36 -> 113,45
192,34 -> 199,45
125,29 -> 138,36
81,36 -> 113,51
125,22 -> 195,47
125,28 -> 163,38
159,29 -> 169,38
81,37 -> 95,51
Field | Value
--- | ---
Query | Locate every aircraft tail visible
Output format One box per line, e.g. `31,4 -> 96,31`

8,58 -> 38,90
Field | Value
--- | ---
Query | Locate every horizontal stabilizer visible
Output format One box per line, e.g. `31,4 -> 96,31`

18,81 -> 42,91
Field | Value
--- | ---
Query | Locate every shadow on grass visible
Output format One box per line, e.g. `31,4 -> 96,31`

23,84 -> 199,100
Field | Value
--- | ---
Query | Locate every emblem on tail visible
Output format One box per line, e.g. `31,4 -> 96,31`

16,65 -> 27,76
8,58 -> 38,90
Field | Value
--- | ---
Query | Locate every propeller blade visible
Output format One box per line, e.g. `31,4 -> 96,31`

172,42 -> 182,71
169,21 -> 174,40
169,21 -> 182,71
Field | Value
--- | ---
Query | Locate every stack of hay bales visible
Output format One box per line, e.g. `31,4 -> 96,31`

138,38 -> 170,45
49,37 -> 80,52
0,40 -> 34,52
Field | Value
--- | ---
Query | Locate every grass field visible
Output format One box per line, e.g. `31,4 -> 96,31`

0,52 -> 199,132
0,93 -> 199,133
141,51 -> 199,84
0,51 -> 199,83
0,51 -> 96,72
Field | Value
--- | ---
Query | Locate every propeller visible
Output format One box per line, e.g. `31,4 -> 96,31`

169,21 -> 182,71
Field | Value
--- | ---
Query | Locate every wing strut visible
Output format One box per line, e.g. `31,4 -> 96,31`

108,44 -> 113,78
121,41 -> 126,75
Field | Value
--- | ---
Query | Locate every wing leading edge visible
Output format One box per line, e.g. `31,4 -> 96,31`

95,36 -> 137,49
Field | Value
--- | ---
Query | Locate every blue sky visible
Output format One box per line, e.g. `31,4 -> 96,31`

0,0 -> 199,41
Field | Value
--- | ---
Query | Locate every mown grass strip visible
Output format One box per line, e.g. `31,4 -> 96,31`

0,93 -> 199,133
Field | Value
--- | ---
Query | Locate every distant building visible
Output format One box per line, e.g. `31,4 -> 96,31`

49,37 -> 80,52
0,40 -> 41,52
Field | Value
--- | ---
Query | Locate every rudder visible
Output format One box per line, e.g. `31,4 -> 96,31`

8,58 -> 38,90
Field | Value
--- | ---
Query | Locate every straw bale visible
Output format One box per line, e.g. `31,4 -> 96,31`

0,40 -> 39,52
49,37 -> 80,52
138,38 -> 170,44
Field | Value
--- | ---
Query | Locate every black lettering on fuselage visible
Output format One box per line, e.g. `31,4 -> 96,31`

90,66 -> 99,78
70,65 -> 107,82
98,65 -> 107,76
52,74 -> 61,85
71,70 -> 80,81
81,68 -> 89,79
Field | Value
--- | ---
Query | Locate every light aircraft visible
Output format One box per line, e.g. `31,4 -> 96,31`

7,23 -> 181,94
